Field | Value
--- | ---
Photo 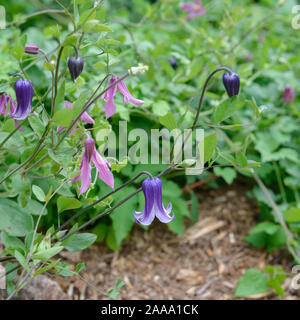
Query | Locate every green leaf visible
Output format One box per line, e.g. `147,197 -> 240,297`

159,112 -> 177,131
14,250 -> 26,268
43,61 -> 55,72
236,151 -> 248,168
57,196 -> 82,214
11,45 -> 24,60
54,80 -> 65,109
82,20 -> 112,32
107,185 -> 137,248
235,268 -> 268,297
0,202 -> 33,237
212,96 -> 244,123
2,119 -> 15,132
265,265 -> 285,297
106,279 -> 125,299
199,133 -> 217,164
28,115 -> 45,138
25,199 -> 47,216
32,185 -> 46,202
32,246 -> 63,261
152,101 -> 170,116
64,233 -> 97,252
72,90 -> 90,119
1,232 -> 25,252
214,167 -> 236,184
63,34 -> 80,46
283,207 -> 300,223
75,263 -> 85,273
53,108 -> 73,127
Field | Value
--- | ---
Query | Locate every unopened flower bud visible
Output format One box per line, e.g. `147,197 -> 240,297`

68,56 -> 84,82
25,44 -> 39,55
222,72 -> 240,98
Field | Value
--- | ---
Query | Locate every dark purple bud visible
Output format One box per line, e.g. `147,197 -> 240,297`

11,78 -> 34,120
25,44 -> 39,55
67,56 -> 84,82
222,72 -> 240,98
168,57 -> 178,69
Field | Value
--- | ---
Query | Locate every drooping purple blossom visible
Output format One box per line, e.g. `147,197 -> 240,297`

283,86 -> 295,105
181,0 -> 206,20
25,44 -> 39,55
103,76 -> 144,119
72,136 -> 114,194
0,93 -> 24,131
222,72 -> 240,98
11,78 -> 34,120
134,177 -> 174,226
57,101 -> 95,135
169,57 -> 178,69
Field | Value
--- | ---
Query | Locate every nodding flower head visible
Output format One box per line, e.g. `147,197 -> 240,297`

169,57 -> 178,70
103,76 -> 144,119
222,72 -> 240,98
283,85 -> 295,105
11,78 -> 34,120
134,177 -> 174,226
72,136 -> 114,195
25,44 -> 39,55
84,137 -> 95,162
68,56 -> 84,82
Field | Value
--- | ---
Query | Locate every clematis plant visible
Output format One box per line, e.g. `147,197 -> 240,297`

72,135 -> 114,195
181,0 -> 206,20
134,177 -> 174,226
103,76 -> 144,119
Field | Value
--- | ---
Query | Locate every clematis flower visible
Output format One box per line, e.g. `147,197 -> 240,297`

283,86 -> 295,105
222,72 -> 240,98
103,76 -> 144,119
0,93 -> 24,131
57,101 -> 94,135
25,44 -> 39,55
72,136 -> 114,194
11,78 -> 34,120
134,177 -> 174,226
181,0 -> 206,20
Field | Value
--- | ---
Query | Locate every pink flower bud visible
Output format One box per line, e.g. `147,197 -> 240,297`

25,44 -> 39,55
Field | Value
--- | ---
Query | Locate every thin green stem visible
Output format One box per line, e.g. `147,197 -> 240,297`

273,161 -> 287,203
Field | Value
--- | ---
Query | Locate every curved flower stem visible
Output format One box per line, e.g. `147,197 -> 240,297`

52,171 -> 153,237
171,66 -> 232,164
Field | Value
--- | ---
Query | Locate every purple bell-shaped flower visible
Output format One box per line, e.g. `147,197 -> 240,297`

11,78 -> 34,120
134,177 -> 174,226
